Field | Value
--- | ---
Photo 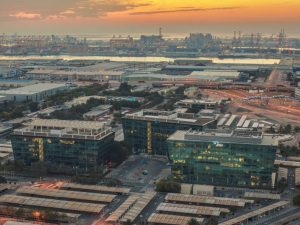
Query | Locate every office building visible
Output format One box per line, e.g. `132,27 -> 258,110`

122,110 -> 217,155
167,130 -> 278,188
295,87 -> 300,99
0,83 -> 66,102
175,99 -> 218,110
11,119 -> 114,170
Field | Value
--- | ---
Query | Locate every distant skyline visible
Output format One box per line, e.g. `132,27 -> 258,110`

1,0 -> 300,37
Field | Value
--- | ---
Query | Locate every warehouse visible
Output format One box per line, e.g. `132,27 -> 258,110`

0,83 -> 66,102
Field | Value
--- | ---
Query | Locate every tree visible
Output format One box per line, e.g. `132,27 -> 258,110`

188,218 -> 202,225
118,82 -> 132,96
15,208 -> 25,218
156,179 -> 181,193
28,101 -> 39,112
293,194 -> 300,206
295,126 -> 300,133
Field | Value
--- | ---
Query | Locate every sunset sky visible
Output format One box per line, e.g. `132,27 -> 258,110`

1,0 -> 300,37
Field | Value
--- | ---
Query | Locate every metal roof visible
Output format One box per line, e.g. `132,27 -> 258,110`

148,213 -> 204,225
0,195 -> 105,214
105,195 -> 139,222
120,192 -> 156,223
157,202 -> 230,216
0,83 -> 65,95
62,183 -> 130,194
219,201 -> 289,225
17,186 -> 116,203
244,192 -> 280,200
165,193 -> 253,207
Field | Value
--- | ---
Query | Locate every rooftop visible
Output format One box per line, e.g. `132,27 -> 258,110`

168,129 -> 279,146
0,83 -> 65,95
124,110 -> 216,126
0,194 -> 104,214
165,193 -> 253,207
27,119 -> 106,130
147,213 -> 204,225
219,201 -> 289,225
13,119 -> 113,140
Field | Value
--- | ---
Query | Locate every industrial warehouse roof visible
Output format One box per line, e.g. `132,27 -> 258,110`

124,110 -> 215,126
0,195 -> 105,214
219,201 -> 289,225
244,192 -> 280,200
0,83 -> 65,95
190,70 -> 240,81
62,183 -> 130,194
157,202 -> 230,216
17,186 -> 116,203
165,193 -> 253,207
147,213 -> 204,225
27,68 -> 123,77
164,65 -> 260,72
27,119 -> 106,131
168,129 -> 279,146
105,195 -> 139,222
120,192 -> 156,223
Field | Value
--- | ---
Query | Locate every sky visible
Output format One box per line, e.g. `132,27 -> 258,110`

1,0 -> 300,37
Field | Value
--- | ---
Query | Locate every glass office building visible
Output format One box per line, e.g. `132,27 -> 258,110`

167,130 -> 278,188
11,119 -> 114,171
122,110 -> 217,155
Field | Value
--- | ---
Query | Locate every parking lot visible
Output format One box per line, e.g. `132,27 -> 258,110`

107,154 -> 170,189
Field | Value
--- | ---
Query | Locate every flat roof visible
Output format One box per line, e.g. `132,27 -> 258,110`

157,203 -> 230,216
17,186 -> 116,203
27,119 -> 106,131
62,183 -> 130,194
147,213 -> 204,225
168,130 -> 279,146
120,192 -> 156,223
165,193 -> 253,207
105,195 -> 139,222
219,201 -> 289,225
244,192 -> 280,200
0,195 -> 104,214
0,83 -> 65,95
124,110 -> 215,126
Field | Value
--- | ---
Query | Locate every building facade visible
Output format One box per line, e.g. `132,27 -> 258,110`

295,87 -> 300,99
167,130 -> 278,188
0,83 -> 66,102
122,110 -> 217,155
11,119 -> 114,171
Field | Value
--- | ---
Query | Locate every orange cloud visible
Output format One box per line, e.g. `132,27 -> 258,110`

9,12 -> 42,19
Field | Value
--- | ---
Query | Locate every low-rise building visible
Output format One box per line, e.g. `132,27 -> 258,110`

11,119 -> 115,170
0,83 -> 66,102
26,69 -> 123,81
167,129 -> 278,188
122,110 -> 217,155
175,99 -> 218,110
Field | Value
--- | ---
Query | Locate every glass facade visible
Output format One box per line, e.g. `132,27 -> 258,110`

122,118 -> 216,155
11,133 -> 114,171
167,138 -> 277,188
